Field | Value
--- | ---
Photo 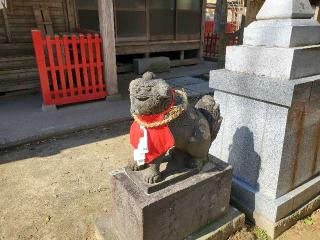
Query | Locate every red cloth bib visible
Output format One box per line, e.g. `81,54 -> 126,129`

130,91 -> 175,164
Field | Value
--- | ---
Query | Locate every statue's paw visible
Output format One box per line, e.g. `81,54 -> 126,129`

183,156 -> 206,170
143,169 -> 162,184
183,158 -> 198,169
128,162 -> 147,171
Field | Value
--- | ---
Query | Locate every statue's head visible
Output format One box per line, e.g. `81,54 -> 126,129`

129,72 -> 171,115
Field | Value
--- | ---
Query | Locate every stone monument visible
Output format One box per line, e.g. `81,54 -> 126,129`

209,0 -> 320,238
95,73 -> 245,240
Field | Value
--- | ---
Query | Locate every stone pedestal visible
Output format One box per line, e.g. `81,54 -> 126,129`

209,0 -> 320,238
95,157 -> 245,240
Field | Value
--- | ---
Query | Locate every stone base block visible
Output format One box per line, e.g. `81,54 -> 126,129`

225,44 -> 320,79
99,157 -> 233,240
95,206 -> 245,240
133,57 -> 170,74
209,68 -> 320,238
231,175 -> 320,223
243,19 -> 320,48
231,177 -> 320,239
186,206 -> 245,240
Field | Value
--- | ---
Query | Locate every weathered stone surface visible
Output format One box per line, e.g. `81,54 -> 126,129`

209,90 -> 287,199
243,19 -> 320,47
210,74 -> 320,198
230,174 -> 320,223
95,206 -> 245,240
133,57 -> 170,74
210,72 -> 320,239
104,157 -> 233,240
209,0 -> 320,238
125,160 -> 199,194
209,69 -> 320,107
225,45 -> 320,80
129,72 -> 222,184
186,207 -> 245,240
248,194 -> 320,239
256,0 -> 314,20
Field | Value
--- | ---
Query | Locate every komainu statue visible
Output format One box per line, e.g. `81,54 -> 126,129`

129,72 -> 222,184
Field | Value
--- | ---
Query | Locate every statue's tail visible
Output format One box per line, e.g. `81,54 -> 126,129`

195,95 -> 223,141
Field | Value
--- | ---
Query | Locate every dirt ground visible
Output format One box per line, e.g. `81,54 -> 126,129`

0,121 -> 319,240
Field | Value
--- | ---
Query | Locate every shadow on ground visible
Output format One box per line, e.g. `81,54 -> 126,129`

0,120 -> 132,165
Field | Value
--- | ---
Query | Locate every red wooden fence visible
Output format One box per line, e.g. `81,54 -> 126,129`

204,33 -> 240,59
32,30 -> 107,107
205,21 -> 237,34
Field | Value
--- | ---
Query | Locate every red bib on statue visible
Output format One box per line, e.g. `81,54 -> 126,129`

130,113 -> 175,165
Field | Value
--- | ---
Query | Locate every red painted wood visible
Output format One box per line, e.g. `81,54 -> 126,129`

87,34 -> 97,94
55,36 -> 68,97
63,36 -> 75,96
95,34 -> 104,93
32,31 -> 107,107
32,30 -> 53,106
46,36 -> 60,99
71,35 -> 83,95
79,35 -> 90,95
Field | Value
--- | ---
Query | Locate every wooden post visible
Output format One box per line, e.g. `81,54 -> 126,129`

315,1 -> 320,23
199,0 -> 207,59
239,0 -> 249,44
65,0 -> 79,32
97,0 -> 119,96
32,30 -> 53,106
2,5 -> 12,43
215,0 -> 228,69
239,0 -> 265,44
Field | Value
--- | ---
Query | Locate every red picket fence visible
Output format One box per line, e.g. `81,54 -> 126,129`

32,30 -> 107,107
205,21 -> 215,34
205,21 -> 238,34
204,33 -> 240,59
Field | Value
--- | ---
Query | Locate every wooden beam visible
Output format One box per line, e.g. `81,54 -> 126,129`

315,2 -> 320,23
215,0 -> 228,69
245,0 -> 264,26
65,0 -> 79,31
199,0 -> 207,59
2,6 -> 12,43
97,0 -> 119,96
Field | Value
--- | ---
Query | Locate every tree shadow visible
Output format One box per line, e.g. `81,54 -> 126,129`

228,126 -> 261,190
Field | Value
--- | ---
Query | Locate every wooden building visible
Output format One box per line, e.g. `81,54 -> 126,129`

0,0 -> 206,97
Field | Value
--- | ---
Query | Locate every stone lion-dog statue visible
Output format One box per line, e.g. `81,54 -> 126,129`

129,72 -> 222,184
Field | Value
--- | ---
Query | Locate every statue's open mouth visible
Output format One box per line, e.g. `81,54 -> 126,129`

136,97 -> 149,101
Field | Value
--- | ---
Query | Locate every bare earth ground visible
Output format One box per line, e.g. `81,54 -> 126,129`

0,121 -> 319,240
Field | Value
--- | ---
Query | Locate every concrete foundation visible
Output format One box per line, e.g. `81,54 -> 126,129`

96,157 -> 239,240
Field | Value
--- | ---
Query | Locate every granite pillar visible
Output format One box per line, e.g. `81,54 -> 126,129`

209,0 -> 320,238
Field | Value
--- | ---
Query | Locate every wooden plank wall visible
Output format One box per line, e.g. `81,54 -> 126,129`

4,0 -> 72,42
0,10 -> 7,43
